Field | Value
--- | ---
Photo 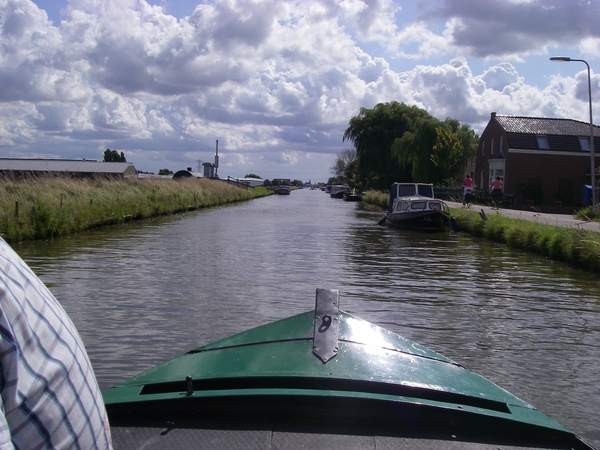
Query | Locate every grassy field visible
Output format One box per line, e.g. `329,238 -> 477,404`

0,175 -> 272,243
363,189 -> 600,273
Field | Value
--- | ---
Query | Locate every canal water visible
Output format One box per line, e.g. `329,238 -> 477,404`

12,187 -> 600,446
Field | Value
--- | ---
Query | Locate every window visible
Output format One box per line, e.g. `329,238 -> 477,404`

536,136 -> 549,149
417,185 -> 434,198
491,138 -> 494,155
481,140 -> 485,156
558,179 -> 573,206
397,185 -> 416,196
579,137 -> 590,151
523,178 -> 543,204
499,135 -> 503,153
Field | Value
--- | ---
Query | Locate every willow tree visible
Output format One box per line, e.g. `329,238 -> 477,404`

430,119 -> 478,185
393,117 -> 478,184
391,116 -> 440,183
344,101 -> 478,189
343,102 -> 427,190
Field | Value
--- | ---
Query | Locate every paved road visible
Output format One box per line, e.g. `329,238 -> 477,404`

446,201 -> 600,233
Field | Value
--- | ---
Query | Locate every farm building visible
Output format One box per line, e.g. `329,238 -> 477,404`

0,158 -> 137,178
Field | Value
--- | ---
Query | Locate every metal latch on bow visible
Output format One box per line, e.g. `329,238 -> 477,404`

312,288 -> 340,363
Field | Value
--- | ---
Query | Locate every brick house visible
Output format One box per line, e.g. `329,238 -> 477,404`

475,113 -> 600,208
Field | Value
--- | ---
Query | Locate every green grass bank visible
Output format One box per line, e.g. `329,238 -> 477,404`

363,190 -> 600,274
0,176 -> 272,243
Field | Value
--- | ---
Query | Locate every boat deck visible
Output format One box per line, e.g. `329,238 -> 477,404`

110,425 -> 588,450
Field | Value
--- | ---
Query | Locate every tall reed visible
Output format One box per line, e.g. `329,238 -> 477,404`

0,175 -> 269,242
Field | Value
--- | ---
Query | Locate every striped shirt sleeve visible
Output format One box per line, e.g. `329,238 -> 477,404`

0,238 -> 112,449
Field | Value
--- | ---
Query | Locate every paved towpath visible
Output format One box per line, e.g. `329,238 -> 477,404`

446,201 -> 600,234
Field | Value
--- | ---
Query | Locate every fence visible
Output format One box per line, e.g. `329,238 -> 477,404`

435,187 -> 514,208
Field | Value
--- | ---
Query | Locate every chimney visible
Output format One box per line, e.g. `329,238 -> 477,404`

491,112 -> 496,118
187,167 -> 192,171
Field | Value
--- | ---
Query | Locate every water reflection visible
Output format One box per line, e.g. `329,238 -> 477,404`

12,188 -> 600,446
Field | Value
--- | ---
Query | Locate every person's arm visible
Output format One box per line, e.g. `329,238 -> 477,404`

0,238 -> 112,449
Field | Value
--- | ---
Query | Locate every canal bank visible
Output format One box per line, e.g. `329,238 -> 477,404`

446,201 -> 600,234
364,189 -> 600,274
445,202 -> 600,274
0,176 -> 272,243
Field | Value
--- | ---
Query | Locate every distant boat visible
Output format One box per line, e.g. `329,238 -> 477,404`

343,190 -> 362,202
277,185 -> 291,195
330,185 -> 350,199
380,183 -> 452,231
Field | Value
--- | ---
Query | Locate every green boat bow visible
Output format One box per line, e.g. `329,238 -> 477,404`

103,289 -> 594,449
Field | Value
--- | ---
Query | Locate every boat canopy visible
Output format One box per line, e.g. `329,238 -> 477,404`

387,183 -> 435,212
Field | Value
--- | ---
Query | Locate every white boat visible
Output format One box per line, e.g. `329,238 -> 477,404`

381,183 -> 453,231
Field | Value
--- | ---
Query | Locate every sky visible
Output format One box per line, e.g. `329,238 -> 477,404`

1,0 -> 599,182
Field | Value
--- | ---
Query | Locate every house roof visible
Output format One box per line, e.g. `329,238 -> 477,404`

494,115 -> 600,137
492,114 -> 600,153
0,158 -> 137,175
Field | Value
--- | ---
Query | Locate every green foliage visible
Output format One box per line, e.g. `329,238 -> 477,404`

158,168 -> 173,175
103,148 -> 127,162
326,176 -> 345,185
343,101 -> 419,190
245,174 -> 262,179
331,148 -> 357,186
574,206 -> 600,221
0,177 -> 272,243
361,190 -> 388,209
431,124 -> 474,185
343,101 -> 478,190
450,208 -> 600,273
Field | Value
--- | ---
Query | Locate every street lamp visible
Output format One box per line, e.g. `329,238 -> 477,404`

550,56 -> 596,208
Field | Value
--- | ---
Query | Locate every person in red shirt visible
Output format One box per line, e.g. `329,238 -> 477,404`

490,176 -> 504,208
462,174 -> 473,206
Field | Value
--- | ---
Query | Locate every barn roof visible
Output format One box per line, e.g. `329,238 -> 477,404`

0,158 -> 137,176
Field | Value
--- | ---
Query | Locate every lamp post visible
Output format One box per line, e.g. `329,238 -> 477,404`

550,56 -> 596,208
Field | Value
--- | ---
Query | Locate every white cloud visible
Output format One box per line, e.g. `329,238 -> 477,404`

0,0 -> 598,180
480,62 -> 522,92
393,21 -> 451,59
424,0 -> 600,59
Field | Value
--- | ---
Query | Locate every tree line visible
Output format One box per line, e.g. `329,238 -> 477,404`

103,148 -> 127,162
333,101 -> 478,191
